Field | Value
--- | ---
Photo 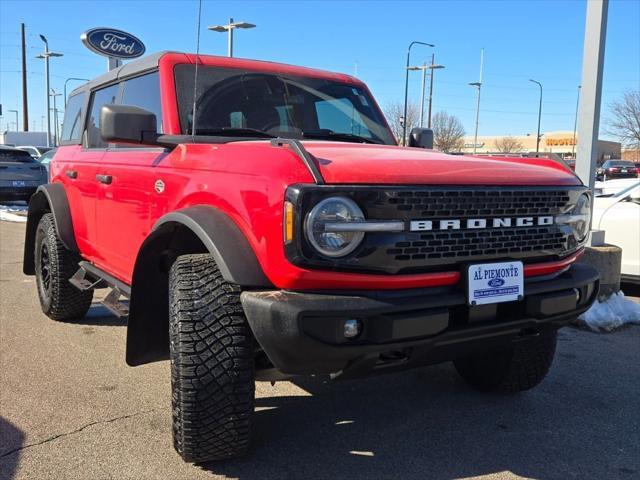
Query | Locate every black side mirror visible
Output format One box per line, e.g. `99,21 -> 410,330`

408,128 -> 434,149
100,104 -> 158,146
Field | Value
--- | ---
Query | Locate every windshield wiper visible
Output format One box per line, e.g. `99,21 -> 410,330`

194,127 -> 276,138
302,129 -> 381,144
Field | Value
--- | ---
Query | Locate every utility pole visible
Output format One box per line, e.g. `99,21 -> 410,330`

468,48 -> 484,155
21,23 -> 29,131
427,54 -> 444,128
51,89 -> 62,146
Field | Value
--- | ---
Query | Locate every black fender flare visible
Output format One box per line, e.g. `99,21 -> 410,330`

153,206 -> 271,286
23,183 -> 78,275
126,205 -> 272,366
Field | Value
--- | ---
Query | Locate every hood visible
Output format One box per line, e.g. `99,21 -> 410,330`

298,141 -> 581,186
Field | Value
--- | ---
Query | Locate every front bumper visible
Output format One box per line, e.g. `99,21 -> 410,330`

241,263 -> 599,379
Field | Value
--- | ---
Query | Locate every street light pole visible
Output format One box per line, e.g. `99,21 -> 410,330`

572,85 -> 581,159
529,79 -> 543,155
408,59 -> 445,129
36,35 -> 63,147
9,110 -> 18,131
208,18 -> 256,57
64,77 -> 90,105
468,48 -> 484,155
402,41 -> 434,145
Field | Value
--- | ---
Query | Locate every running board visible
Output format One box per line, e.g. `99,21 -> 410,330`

69,262 -> 131,318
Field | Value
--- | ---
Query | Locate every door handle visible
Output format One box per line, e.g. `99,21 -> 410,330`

65,170 -> 78,179
96,174 -> 113,185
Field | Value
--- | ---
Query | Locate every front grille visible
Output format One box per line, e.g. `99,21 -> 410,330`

388,227 -> 566,262
384,189 -> 571,264
287,185 -> 585,275
387,189 -> 570,217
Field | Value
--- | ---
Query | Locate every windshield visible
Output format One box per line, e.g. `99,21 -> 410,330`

174,65 -> 395,145
0,149 -> 36,163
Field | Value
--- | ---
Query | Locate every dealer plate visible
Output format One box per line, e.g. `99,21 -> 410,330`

467,261 -> 524,306
12,180 -> 26,187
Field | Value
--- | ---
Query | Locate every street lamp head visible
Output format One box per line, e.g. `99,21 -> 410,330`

35,54 -> 46,59
428,64 -> 445,70
49,52 -> 63,58
39,34 -> 48,45
406,66 -> 422,71
208,25 -> 229,32
469,82 -> 481,87
232,22 -> 256,29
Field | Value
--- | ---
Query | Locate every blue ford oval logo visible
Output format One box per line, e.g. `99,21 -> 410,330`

488,278 -> 505,288
81,28 -> 145,59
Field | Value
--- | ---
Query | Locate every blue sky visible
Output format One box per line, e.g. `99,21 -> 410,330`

1,0 -> 638,138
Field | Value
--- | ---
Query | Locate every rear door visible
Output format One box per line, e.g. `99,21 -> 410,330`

94,72 -> 166,283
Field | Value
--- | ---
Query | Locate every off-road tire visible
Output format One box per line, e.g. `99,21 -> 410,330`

454,331 -> 557,393
169,254 -> 255,463
35,213 -> 93,320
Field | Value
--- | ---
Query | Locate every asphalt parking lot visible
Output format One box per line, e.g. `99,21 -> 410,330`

1,218 -> 639,480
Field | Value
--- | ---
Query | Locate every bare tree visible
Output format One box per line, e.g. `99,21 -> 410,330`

607,90 -> 640,149
432,111 -> 465,152
384,101 -> 419,145
493,135 -> 524,153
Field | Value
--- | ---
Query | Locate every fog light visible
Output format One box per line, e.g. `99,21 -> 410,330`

343,319 -> 361,339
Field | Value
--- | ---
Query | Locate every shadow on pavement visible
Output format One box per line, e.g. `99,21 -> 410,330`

200,336 -> 639,480
0,417 -> 25,480
75,302 -> 127,327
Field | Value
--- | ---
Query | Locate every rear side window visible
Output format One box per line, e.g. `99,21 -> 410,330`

87,84 -> 119,148
60,92 -> 85,143
120,72 -> 163,133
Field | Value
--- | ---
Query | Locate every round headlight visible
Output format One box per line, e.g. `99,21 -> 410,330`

572,193 -> 591,242
571,193 -> 591,242
305,196 -> 365,258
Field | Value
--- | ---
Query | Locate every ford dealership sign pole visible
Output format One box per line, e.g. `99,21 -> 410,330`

81,28 -> 145,71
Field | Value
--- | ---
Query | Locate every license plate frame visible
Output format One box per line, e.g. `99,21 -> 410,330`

467,261 -> 524,306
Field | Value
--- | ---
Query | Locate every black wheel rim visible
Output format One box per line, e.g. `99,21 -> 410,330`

40,242 -> 52,297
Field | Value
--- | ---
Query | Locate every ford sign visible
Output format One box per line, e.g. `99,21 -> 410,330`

81,28 -> 145,59
488,278 -> 505,288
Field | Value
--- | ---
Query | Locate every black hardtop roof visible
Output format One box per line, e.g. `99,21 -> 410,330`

69,51 -> 173,97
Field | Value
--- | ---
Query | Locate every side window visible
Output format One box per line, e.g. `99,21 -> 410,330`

120,72 -> 163,133
86,84 -> 119,148
60,92 -> 85,143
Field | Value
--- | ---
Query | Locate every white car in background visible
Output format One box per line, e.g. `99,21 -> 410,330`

594,178 -> 639,197
592,180 -> 640,283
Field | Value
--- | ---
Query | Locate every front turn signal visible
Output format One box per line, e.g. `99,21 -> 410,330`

284,201 -> 294,244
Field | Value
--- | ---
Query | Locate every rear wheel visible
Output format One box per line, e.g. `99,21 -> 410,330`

454,331 -> 557,393
35,213 -> 93,321
169,253 -> 255,463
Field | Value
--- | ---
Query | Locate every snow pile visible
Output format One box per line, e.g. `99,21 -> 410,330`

0,204 -> 28,223
578,291 -> 640,331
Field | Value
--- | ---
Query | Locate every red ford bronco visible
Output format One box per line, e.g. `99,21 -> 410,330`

23,52 -> 599,463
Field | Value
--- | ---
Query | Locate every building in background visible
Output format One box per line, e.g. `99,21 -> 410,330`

460,130 -> 621,162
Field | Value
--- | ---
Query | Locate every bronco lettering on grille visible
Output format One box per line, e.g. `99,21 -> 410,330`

410,216 -> 554,232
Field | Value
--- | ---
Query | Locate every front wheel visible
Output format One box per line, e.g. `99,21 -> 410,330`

169,253 -> 255,463
454,331 -> 557,393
